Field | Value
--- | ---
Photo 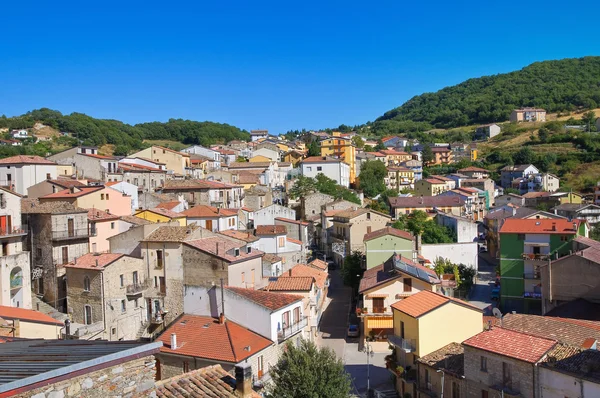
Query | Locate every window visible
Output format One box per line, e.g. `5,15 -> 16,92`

403,278 -> 412,292
317,166 -> 322,171
46,173 -> 51,179
481,390 -> 488,398
424,368 -> 430,385
134,298 -> 139,308
101,194 -> 105,200
183,361 -> 189,373
121,299 -> 126,312
367,226 -> 372,234
110,222 -> 115,229
83,276 -> 90,292
517,234 -> 525,241
278,237 -> 285,247
257,355 -> 264,379
452,381 -> 460,398
133,271 -> 138,285
120,274 -> 124,287
62,247 -> 69,265
372,297 -> 385,313
156,250 -> 163,268
241,272 -> 245,283
84,305 -> 92,325
480,356 -> 487,372
92,243 -> 97,252
250,269 -> 255,285
366,212 -> 371,220
106,194 -> 110,200
307,166 -> 312,172
112,328 -> 116,335
502,362 -> 512,388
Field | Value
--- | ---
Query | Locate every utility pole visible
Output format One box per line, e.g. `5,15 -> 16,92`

437,369 -> 445,398
365,341 -> 373,393
220,278 -> 225,318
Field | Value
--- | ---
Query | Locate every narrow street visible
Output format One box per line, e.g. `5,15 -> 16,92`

318,269 -> 397,397
468,253 -> 497,314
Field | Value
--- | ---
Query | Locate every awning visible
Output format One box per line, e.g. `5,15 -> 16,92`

366,317 -> 393,329
524,242 -> 550,247
367,294 -> 389,299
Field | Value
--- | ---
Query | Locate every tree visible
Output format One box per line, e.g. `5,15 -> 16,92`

314,174 -> 361,204
375,138 -> 386,151
289,176 -> 317,199
591,225 -> 600,241
513,147 -> 535,165
342,251 -> 364,290
352,135 -> 364,149
364,145 -> 375,152
582,110 -> 597,131
308,140 -> 320,156
267,339 -> 352,398
421,145 -> 434,165
358,160 -> 387,198
392,211 -> 454,244
112,145 -> 130,156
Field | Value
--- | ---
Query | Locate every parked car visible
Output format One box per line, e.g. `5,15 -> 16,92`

347,324 -> 359,338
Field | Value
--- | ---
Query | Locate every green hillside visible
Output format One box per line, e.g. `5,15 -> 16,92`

0,108 -> 250,154
373,56 -> 600,131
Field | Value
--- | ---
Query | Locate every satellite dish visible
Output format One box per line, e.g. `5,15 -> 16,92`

492,308 -> 503,319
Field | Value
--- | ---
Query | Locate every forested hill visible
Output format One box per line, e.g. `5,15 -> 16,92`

376,56 -> 600,129
0,108 -> 250,152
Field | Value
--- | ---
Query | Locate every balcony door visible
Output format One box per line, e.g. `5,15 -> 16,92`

62,247 -> 69,265
67,219 -> 74,238
206,220 -> 213,231
282,311 -> 290,330
0,215 -> 11,235
293,307 -> 300,324
373,297 -> 385,313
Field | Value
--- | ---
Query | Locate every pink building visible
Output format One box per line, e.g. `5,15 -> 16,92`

88,209 -> 126,253
39,186 -> 133,216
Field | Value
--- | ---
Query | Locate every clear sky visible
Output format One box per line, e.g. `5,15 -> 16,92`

1,0 -> 599,133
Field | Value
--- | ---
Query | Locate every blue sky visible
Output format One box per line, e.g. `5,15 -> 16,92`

1,0 -> 599,133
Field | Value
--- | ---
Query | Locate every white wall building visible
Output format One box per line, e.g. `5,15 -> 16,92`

254,204 -> 296,226
301,156 -> 350,187
420,242 -> 478,272
0,155 -> 58,195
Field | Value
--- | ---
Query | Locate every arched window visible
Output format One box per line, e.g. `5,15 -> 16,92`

83,276 -> 90,292
84,305 -> 92,325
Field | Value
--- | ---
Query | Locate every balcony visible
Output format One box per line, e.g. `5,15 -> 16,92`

0,225 -> 28,238
150,313 -> 164,325
126,280 -> 149,296
52,228 -> 89,241
523,291 -> 542,299
388,335 -> 415,353
523,272 -> 540,280
490,378 -> 521,398
521,253 -> 549,262
277,316 -> 308,342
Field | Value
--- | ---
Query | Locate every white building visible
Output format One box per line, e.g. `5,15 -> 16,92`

11,130 -> 30,139
0,155 -> 57,195
181,205 -> 238,232
250,130 -> 269,142
255,225 -> 302,255
252,147 -> 280,161
300,156 -> 350,187
254,204 -> 296,226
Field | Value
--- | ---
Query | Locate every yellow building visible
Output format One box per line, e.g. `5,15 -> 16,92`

283,150 -> 305,167
276,142 -> 290,153
249,155 -> 272,163
389,290 -> 482,397
129,145 -> 190,175
470,145 -> 478,161
133,208 -> 187,226
386,167 -> 415,190
414,177 -> 449,196
379,150 -> 413,166
0,305 -> 63,339
320,132 -> 357,184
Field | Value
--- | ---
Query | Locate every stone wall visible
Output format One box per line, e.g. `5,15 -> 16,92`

15,355 -> 157,398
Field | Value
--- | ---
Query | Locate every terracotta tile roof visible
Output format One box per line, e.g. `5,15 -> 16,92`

236,172 -> 261,184
104,181 -> 118,186
185,237 -> 264,263
379,149 -> 409,156
274,217 -> 309,226
391,290 -> 481,318
255,225 -> 287,235
500,219 -> 581,234
307,259 -> 328,271
152,145 -> 190,156
181,205 -> 221,218
287,237 -> 303,245
226,287 -> 303,311
155,364 -> 261,398
266,276 -> 314,291
64,253 -> 125,270
131,156 -> 166,165
301,156 -> 344,164
333,207 -> 372,219
41,186 -> 103,199
364,226 -> 414,242
431,147 -> 451,153
417,342 -> 464,377
119,162 -> 163,172
540,343 -> 600,383
157,315 -> 272,363
323,209 -> 345,217
120,215 -> 152,225
263,253 -> 283,264
21,199 -> 87,214
87,208 -> 120,222
501,313 -> 600,347
143,226 -> 199,242
0,155 -> 56,165
522,191 -> 550,198
228,162 -> 270,169
51,179 -> 86,188
458,166 -> 488,173
0,306 -> 63,326
288,264 -> 328,289
219,230 -> 259,243
82,153 -> 116,160
136,207 -> 184,219
389,196 -> 465,209
156,201 -> 181,210
162,179 -> 240,190
463,327 -> 557,363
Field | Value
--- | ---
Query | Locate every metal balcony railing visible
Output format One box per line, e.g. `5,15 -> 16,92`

52,229 -> 89,240
126,280 -> 149,296
388,335 -> 416,353
522,253 -> 549,261
0,226 -> 28,238
523,291 -> 542,299
277,316 -> 308,342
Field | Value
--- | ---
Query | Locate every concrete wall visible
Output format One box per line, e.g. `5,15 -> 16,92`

0,251 -> 32,309
0,164 -> 57,195
421,242 -> 478,272
301,192 -> 333,219
365,235 -> 414,269
254,204 -> 296,226
436,213 -> 478,243
538,365 -> 600,398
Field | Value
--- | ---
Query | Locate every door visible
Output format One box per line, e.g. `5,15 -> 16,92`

0,215 -> 7,235
156,250 -> 163,268
206,220 -> 213,231
67,219 -> 74,237
159,277 -> 166,295
147,298 -> 152,320
372,297 -> 385,313
133,271 -> 138,286
62,247 -> 69,265
257,355 -> 264,379
282,311 -> 290,330
293,307 -> 300,325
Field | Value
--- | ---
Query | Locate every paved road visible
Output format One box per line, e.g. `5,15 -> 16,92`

468,253 -> 497,315
317,269 -> 397,397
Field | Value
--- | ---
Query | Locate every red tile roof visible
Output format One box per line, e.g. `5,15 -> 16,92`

0,155 -> 56,165
389,196 -> 465,209
463,328 -> 557,363
64,253 -> 125,270
287,237 -> 303,245
391,290 -> 481,318
379,150 -> 409,156
0,306 -> 63,326
266,276 -> 314,291
156,201 -> 181,210
185,237 -> 264,263
157,315 -> 272,363
82,153 -> 116,160
40,186 -> 103,199
457,166 -> 489,173
274,217 -> 309,226
51,179 -> 86,188
218,229 -> 259,243
163,179 -> 240,190
308,259 -> 328,271
255,225 -> 287,235
87,208 -> 120,222
118,162 -> 163,172
363,227 -> 414,242
500,219 -> 581,234
226,287 -> 302,311
288,264 -> 328,289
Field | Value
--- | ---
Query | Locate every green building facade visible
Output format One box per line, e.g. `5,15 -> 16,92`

364,227 -> 415,269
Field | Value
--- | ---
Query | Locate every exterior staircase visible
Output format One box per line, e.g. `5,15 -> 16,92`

32,296 -> 69,323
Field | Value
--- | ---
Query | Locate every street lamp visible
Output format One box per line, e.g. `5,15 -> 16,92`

365,341 -> 374,392
437,369 -> 445,398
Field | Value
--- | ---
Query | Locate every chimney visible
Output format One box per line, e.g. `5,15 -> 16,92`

219,313 -> 225,324
69,186 -> 75,194
95,259 -> 99,267
412,250 -> 417,264
552,222 -> 556,231
573,222 -> 577,231
170,333 -> 177,350
64,319 -> 70,339
234,364 -> 253,397
288,269 -> 292,276
13,319 -> 20,338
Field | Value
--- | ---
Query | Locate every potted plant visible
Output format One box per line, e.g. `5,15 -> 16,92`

395,366 -> 404,376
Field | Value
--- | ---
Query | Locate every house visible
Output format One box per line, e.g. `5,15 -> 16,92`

513,172 -> 560,194
301,192 -> 333,220
156,364 -> 261,398
181,145 -> 222,169
386,167 -> 415,190
22,200 -> 89,308
402,160 -> 423,182
180,205 -> 238,232
553,203 -> 600,225
416,343 -> 465,398
382,136 -> 409,148
510,107 -> 546,122
379,150 -> 413,167
330,208 -> 391,266
283,150 -> 304,166
133,208 -> 187,226
450,142 -> 477,162
72,152 -> 119,181
358,254 -> 440,351
414,177 -> 450,197
494,193 -> 525,207
0,339 -> 160,398
160,179 -> 244,209
0,155 -> 57,195
27,178 -> 87,199
0,305 -> 63,339
500,164 -> 539,188
39,185 -> 133,216
275,217 -> 310,247
301,156 -> 351,188
88,208 -> 125,253
389,290 -> 482,397
105,181 -> 139,212
460,178 -> 495,207
64,253 -> 148,340
255,225 -> 304,264
215,148 -> 237,165
183,235 -> 266,289
429,147 -> 453,165
439,188 -> 487,221
252,147 -> 280,161
388,196 -> 465,219
364,227 -> 415,269
118,161 -> 167,192
129,145 -> 191,176
463,327 -> 556,398
283,264 -> 329,335
320,199 -> 361,252
436,212 -> 479,243
10,129 -> 30,139
498,218 -> 588,314
244,185 -> 273,212
253,203 -> 296,226
475,123 -> 501,140
227,161 -> 287,189
0,139 -> 21,146
457,166 -> 490,179
319,133 -> 357,183
250,129 -> 269,141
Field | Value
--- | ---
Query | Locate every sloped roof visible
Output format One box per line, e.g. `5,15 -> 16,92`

87,208 -> 120,222
41,186 -> 103,199
363,227 -> 413,242
64,253 -> 125,270
156,201 -> 181,210
219,230 -> 259,243
143,226 -> 199,242
288,264 -> 328,289
307,258 -> 328,271
0,155 -> 55,165
225,287 -> 302,311
184,237 -> 263,263
120,215 -> 152,226
500,219 -> 581,234
301,156 -> 344,164
255,225 -> 287,235
136,207 -> 184,219
21,199 -> 87,214
391,290 -> 481,318
417,342 -> 464,377
389,196 -> 464,208
359,255 -> 439,293
265,276 -> 314,291
0,306 -> 63,326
